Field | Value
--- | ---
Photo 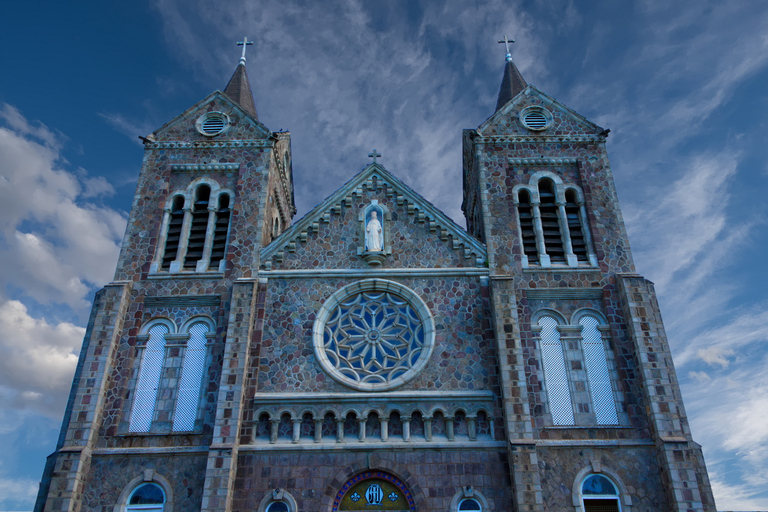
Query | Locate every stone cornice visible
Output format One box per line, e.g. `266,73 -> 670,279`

147,139 -> 273,150
474,134 -> 605,144
508,157 -> 578,166
170,163 -> 241,172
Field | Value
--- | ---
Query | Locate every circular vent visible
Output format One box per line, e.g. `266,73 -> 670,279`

519,107 -> 552,131
196,112 -> 229,136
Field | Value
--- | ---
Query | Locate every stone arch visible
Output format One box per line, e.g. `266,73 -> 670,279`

113,470 -> 174,512
321,458 -> 426,512
571,462 -> 633,512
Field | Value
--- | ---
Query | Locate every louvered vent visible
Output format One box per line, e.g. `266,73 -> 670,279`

520,107 -> 552,131
197,112 -> 229,136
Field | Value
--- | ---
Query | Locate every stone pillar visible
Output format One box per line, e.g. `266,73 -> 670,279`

578,202 -> 598,266
557,201 -> 578,267
380,418 -> 389,442
402,417 -> 411,442
37,282 -> 133,512
149,207 -> 171,273
170,207 -> 192,272
196,207 -> 218,272
531,201 -> 550,267
336,419 -> 344,443
313,419 -> 323,443
468,417 -> 477,441
291,419 -> 301,444
618,274 -> 715,512
201,280 -> 263,512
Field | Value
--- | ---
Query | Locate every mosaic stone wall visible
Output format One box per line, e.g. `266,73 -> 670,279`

231,450 -> 512,512
80,453 -> 207,511
256,276 -> 494,394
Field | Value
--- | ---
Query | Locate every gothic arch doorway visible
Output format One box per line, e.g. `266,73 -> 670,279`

332,471 -> 416,512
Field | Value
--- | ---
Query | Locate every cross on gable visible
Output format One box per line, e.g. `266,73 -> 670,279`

498,35 -> 515,62
237,37 -> 254,64
368,149 -> 382,163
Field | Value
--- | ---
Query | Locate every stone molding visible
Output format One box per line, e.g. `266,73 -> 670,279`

259,267 -> 490,279
170,163 -> 241,172
508,157 -> 578,166
147,140 -> 273,149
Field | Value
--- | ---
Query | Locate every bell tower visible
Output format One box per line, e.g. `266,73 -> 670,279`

462,40 -> 715,512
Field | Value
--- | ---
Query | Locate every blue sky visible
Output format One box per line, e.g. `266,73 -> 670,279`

1,1 -> 767,510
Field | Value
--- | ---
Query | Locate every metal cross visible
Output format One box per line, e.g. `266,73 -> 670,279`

237,37 -> 254,64
368,149 -> 382,163
498,35 -> 515,62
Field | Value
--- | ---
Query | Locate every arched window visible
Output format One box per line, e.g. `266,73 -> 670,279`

581,474 -> 621,512
266,502 -> 289,512
513,175 -> 596,268
517,189 -> 538,264
126,482 -> 165,511
537,315 -> 574,425
172,321 -> 210,431
579,315 -> 619,425
458,498 -> 482,510
129,322 -> 170,433
161,196 -> 185,270
210,193 -> 231,270
152,182 -> 233,273
184,185 -> 211,269
538,179 -> 565,263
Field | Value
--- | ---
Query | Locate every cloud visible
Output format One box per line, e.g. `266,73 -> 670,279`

97,112 -> 157,145
0,300 -> 82,416
0,104 -> 126,310
0,476 -> 39,510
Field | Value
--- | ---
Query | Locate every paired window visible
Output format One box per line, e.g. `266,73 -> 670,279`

152,181 -> 232,274
535,311 -> 619,426
129,318 -> 212,433
514,174 -> 597,268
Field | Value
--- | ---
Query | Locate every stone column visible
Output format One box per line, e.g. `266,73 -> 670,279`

618,274 -> 715,511
380,418 -> 389,442
557,201 -> 578,267
578,202 -> 598,266
150,207 -> 171,273
37,282 -> 133,512
170,207 -> 192,272
201,280 -> 263,512
196,206 -> 218,272
402,417 -> 411,442
531,200 -> 550,267
291,418 -> 301,444
313,419 -> 323,443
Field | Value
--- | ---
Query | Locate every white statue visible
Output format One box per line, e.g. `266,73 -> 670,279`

365,211 -> 384,252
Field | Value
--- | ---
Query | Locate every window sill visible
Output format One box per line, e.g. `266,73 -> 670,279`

147,272 -> 224,280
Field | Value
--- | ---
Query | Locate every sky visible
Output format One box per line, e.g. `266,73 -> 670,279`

0,1 -> 767,510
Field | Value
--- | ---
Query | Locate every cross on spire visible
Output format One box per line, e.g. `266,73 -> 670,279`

237,37 -> 254,65
498,35 -> 515,62
368,149 -> 382,163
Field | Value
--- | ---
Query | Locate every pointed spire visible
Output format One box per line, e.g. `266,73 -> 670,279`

223,37 -> 258,119
495,36 -> 527,112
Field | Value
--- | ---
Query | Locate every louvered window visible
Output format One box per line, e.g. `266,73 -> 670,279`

210,194 -> 230,269
566,189 -> 588,262
538,316 -> 574,425
538,179 -> 565,263
580,316 -> 618,425
517,190 -> 538,263
184,185 -> 210,269
129,324 -> 168,432
172,322 -> 209,432
161,196 -> 185,270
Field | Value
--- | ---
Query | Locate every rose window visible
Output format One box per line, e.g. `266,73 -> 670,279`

313,280 -> 435,391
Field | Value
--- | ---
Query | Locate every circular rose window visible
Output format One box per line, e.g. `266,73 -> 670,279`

313,279 -> 435,391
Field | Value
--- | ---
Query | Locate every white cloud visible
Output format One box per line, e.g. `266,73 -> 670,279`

0,104 -> 126,310
0,300 -> 82,416
0,476 -> 38,510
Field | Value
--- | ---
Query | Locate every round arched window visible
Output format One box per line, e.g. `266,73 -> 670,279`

266,502 -> 289,512
459,497 -> 482,510
313,280 -> 435,391
127,483 -> 165,511
581,474 -> 620,512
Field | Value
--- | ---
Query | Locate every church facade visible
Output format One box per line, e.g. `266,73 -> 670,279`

35,46 -> 715,512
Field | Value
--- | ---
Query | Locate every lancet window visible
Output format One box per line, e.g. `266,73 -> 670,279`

513,173 -> 597,268
533,310 -> 620,426
128,317 -> 213,433
151,180 -> 233,273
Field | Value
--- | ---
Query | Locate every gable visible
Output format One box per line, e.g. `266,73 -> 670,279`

260,164 -> 487,271
149,91 -> 271,142
479,85 -> 606,137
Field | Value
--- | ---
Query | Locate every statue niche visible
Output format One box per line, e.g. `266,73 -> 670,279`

359,201 -> 390,266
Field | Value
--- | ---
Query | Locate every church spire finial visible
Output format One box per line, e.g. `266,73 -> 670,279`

223,37 -> 258,119
494,36 -> 527,112
498,35 -> 515,63
237,36 -> 254,65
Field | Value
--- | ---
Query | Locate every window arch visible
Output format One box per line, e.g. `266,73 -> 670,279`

152,181 -> 233,274
535,312 -> 574,425
450,488 -> 490,512
580,474 -> 621,512
129,320 -> 174,433
126,483 -> 165,511
172,319 -> 211,431
257,489 -> 297,512
576,313 -> 619,425
513,173 -> 597,268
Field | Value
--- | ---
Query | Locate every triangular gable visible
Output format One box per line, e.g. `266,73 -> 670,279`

260,163 -> 487,269
479,85 -> 606,137
150,90 -> 271,141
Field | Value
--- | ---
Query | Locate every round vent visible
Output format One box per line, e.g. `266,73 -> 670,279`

196,112 -> 230,136
519,106 -> 553,131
